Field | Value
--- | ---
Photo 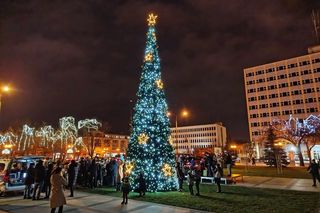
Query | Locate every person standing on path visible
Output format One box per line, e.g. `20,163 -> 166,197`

194,168 -> 201,196
50,167 -> 67,213
67,160 -> 77,197
175,162 -> 184,192
225,153 -> 232,177
24,163 -> 34,199
187,170 -> 194,195
121,176 -> 131,205
32,160 -> 45,200
307,159 -> 320,187
213,164 -> 223,193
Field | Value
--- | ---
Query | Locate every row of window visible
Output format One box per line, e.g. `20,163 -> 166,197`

175,145 -> 215,149
174,132 -> 216,138
171,126 -> 216,133
248,88 -> 320,102
249,107 -> 319,118
248,98 -> 318,110
245,60 -> 320,77
175,138 -> 217,143
246,68 -> 320,85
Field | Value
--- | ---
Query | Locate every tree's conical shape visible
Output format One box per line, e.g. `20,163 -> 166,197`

126,13 -> 177,192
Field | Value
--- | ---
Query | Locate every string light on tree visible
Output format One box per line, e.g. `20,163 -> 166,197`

126,162 -> 135,175
138,133 -> 149,145
126,13 -> 177,192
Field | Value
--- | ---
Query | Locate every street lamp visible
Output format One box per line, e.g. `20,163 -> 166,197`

0,84 -> 11,112
167,109 -> 189,155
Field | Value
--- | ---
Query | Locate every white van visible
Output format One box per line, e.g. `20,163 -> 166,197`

0,156 -> 44,196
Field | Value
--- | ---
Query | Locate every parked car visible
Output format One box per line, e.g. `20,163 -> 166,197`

0,156 -> 44,196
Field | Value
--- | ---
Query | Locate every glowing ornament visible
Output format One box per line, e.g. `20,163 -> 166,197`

162,163 -> 173,176
155,79 -> 163,89
147,13 -> 157,26
138,133 -> 149,145
168,135 -> 174,145
126,162 -> 135,175
145,53 -> 153,62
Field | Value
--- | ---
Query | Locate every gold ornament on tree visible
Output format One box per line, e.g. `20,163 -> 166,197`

138,133 -> 149,145
162,163 -> 173,176
126,162 -> 135,175
145,53 -> 153,62
155,79 -> 163,89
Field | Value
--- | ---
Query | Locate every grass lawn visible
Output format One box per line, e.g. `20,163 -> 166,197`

81,183 -> 319,213
230,165 -> 312,179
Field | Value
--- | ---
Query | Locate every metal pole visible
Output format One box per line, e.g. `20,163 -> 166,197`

175,115 -> 178,155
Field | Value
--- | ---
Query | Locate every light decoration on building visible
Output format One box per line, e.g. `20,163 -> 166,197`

126,13 -> 177,192
155,79 -> 163,89
162,163 -> 173,176
138,133 -> 149,145
18,124 -> 35,151
35,125 -> 55,147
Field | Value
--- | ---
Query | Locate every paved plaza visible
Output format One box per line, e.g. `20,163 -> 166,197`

0,191 -> 207,213
238,176 -> 320,192
0,176 -> 318,213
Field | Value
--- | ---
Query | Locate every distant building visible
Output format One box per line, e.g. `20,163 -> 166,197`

170,123 -> 227,155
82,133 -> 129,157
244,46 -> 320,158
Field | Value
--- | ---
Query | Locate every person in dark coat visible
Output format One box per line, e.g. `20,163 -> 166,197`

187,170 -> 194,195
32,160 -> 45,200
44,163 -> 54,199
67,160 -> 77,197
24,163 -> 34,199
137,172 -> 146,197
175,162 -> 184,192
225,153 -> 232,176
308,159 -> 320,187
194,168 -> 201,196
121,176 -> 131,205
89,158 -> 97,188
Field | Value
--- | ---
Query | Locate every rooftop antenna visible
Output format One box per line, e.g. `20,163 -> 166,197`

311,9 -> 320,44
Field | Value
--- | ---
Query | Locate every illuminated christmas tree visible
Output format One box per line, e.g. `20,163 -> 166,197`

126,13 -> 177,192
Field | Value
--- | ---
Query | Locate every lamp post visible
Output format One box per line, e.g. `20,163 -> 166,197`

167,109 -> 189,155
0,85 -> 11,112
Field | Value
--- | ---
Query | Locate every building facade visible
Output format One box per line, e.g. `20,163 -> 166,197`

244,46 -> 320,158
170,123 -> 227,155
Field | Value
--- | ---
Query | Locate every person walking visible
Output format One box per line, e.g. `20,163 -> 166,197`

33,160 -> 45,200
307,159 -> 320,187
175,162 -> 184,192
24,163 -> 34,199
213,164 -> 223,193
187,170 -> 194,195
50,167 -> 67,213
67,160 -> 77,197
121,176 -> 131,205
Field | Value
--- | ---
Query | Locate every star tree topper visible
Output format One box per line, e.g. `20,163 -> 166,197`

147,13 -> 158,26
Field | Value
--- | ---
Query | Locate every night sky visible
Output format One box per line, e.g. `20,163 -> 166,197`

0,0 -> 319,140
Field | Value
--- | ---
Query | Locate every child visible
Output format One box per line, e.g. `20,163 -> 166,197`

187,170 -> 194,195
121,176 -> 131,204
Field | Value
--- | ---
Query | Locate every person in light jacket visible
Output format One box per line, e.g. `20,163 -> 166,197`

50,167 -> 67,213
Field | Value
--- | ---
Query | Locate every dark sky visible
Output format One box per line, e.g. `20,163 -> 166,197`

0,0 -> 319,140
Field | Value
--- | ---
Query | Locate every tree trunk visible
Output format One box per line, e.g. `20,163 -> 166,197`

297,142 -> 304,166
305,142 -> 312,164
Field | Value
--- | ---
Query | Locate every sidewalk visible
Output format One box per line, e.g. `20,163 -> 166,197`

0,191 -> 209,213
236,176 -> 320,192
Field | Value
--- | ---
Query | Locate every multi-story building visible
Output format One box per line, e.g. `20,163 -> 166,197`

244,46 -> 320,158
170,123 -> 227,155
